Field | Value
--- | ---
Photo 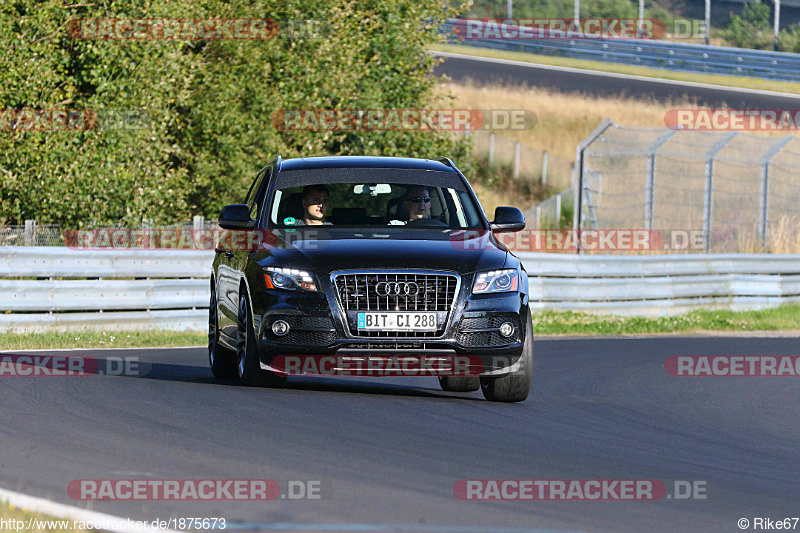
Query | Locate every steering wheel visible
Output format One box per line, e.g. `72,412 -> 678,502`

406,217 -> 447,227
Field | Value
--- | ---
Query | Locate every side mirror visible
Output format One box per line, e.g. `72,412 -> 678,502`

490,206 -> 526,232
218,204 -> 256,230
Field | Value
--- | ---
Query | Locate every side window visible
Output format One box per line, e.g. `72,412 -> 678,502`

245,167 -> 271,222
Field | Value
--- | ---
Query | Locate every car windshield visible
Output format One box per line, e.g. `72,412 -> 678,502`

266,168 -> 485,229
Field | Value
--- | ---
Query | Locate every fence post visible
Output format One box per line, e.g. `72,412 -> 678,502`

465,122 -> 470,139
703,132 -> 738,252
573,118 -> 615,252
193,215 -> 204,231
644,130 -> 676,230
759,136 -> 793,248
541,150 -> 548,186
535,205 -> 541,228
513,141 -> 520,179
555,193 -> 562,228
24,219 -> 35,246
489,133 -> 495,167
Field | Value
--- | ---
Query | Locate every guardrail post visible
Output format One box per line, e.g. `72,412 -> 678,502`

513,141 -> 520,179
541,150 -> 548,186
573,118 -> 615,252
703,132 -> 738,252
645,130 -> 676,231
759,136 -> 793,248
489,133 -> 495,167
24,220 -> 35,246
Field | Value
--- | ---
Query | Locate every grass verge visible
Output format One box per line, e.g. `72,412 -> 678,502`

0,330 -> 207,351
431,43 -> 800,95
533,304 -> 800,335
0,500 -> 89,533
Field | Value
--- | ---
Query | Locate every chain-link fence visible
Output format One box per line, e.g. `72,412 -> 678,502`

576,119 -> 800,253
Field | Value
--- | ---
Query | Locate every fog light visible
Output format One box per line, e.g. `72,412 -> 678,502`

272,320 -> 290,336
499,322 -> 515,337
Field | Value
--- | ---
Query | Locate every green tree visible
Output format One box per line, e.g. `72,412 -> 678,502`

725,0 -> 772,49
0,0 -> 471,227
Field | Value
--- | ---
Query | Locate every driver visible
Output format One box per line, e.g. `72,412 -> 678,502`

296,184 -> 332,225
402,185 -> 431,222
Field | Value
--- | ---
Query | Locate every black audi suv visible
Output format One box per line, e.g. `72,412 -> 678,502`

209,155 -> 533,402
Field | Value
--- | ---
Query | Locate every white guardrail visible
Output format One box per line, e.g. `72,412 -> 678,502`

0,247 -> 212,333
1,247 -> 800,333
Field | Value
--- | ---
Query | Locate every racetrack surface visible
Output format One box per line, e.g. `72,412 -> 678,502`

1,337 -> 799,532
433,51 -> 800,109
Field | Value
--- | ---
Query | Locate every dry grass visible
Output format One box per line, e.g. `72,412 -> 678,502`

737,216 -> 800,253
442,81 -> 788,163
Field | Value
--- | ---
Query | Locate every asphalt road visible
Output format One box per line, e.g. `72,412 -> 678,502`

1,337 -> 799,532
433,51 -> 800,109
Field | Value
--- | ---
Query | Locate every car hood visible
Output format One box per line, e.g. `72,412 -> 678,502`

255,228 -> 508,275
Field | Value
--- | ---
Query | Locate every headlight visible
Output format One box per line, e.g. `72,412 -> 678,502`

264,267 -> 318,291
472,269 -> 519,294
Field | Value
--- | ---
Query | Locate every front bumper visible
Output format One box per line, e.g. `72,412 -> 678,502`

251,275 -> 528,376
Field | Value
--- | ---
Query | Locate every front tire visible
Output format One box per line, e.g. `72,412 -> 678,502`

480,311 -> 534,403
209,286 -> 237,378
236,294 -> 287,388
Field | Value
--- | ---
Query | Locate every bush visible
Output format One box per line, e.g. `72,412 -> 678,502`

725,0 -> 773,50
778,22 -> 800,52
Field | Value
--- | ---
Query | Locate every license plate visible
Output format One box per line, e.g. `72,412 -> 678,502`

357,312 -> 437,331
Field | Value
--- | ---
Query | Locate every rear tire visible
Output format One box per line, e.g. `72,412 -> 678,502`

236,294 -> 287,388
209,286 -> 237,379
438,376 -> 480,392
480,311 -> 533,403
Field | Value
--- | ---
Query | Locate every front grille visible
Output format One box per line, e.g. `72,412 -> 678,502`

459,315 -> 519,330
283,330 -> 337,346
334,271 -> 459,338
334,272 -> 458,312
457,331 -> 513,347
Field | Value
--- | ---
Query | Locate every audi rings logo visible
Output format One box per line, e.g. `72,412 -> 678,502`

375,281 -> 419,297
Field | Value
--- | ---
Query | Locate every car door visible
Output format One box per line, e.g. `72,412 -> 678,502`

216,166 -> 271,339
